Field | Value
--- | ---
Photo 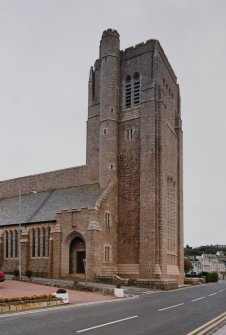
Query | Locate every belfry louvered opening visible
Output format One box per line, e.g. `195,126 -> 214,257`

125,75 -> 131,108
133,72 -> 140,105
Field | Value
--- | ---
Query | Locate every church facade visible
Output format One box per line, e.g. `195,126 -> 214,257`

0,29 -> 184,286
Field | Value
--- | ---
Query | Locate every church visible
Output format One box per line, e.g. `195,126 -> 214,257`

0,29 -> 184,288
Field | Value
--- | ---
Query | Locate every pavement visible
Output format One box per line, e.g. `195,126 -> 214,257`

0,276 -> 115,305
210,321 -> 226,335
211,324 -> 226,335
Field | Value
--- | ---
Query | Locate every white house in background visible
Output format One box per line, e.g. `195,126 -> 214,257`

192,254 -> 226,278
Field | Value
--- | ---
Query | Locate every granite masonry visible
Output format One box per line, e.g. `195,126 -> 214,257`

0,29 -> 184,287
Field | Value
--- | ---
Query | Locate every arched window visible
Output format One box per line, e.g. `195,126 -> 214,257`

10,230 -> 13,258
32,228 -> 36,257
42,227 -> 46,257
47,227 -> 51,257
133,72 -> 140,105
125,75 -> 131,108
15,230 -> 18,258
5,231 -> 9,258
37,228 -> 41,257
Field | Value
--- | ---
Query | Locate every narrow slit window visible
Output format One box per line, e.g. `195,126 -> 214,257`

32,228 -> 36,257
105,212 -> 111,227
10,230 -> 13,258
104,246 -> 110,262
127,128 -> 133,140
15,230 -> 18,258
42,227 -> 46,257
5,231 -> 9,258
37,228 -> 41,257
47,227 -> 51,257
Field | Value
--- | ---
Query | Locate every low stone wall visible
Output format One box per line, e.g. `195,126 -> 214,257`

96,276 -> 179,290
0,298 -> 63,313
136,279 -> 151,288
184,277 -> 204,285
150,280 -> 178,290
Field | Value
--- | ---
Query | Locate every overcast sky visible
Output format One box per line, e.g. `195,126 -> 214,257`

0,0 -> 225,247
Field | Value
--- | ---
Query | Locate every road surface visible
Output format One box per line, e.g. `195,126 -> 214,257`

1,281 -> 226,335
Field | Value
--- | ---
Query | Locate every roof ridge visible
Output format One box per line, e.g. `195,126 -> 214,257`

94,179 -> 117,209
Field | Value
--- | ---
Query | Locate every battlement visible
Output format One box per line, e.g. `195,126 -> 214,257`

102,28 -> 119,38
121,39 -> 157,59
121,38 -> 177,81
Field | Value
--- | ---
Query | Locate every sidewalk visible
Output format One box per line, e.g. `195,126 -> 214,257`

212,324 -> 226,335
0,277 -> 115,305
31,276 -> 117,290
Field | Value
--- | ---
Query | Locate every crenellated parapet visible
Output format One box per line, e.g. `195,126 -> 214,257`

121,39 -> 177,82
102,28 -> 119,38
121,39 -> 157,59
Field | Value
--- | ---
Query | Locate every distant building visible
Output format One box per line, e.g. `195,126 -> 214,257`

216,251 -> 224,257
0,29 -> 184,287
192,254 -> 226,277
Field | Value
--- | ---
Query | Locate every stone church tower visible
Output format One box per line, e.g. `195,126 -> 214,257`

87,29 -> 183,285
0,29 -> 184,287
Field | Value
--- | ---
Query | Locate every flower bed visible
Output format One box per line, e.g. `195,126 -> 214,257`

0,294 -> 54,303
0,294 -> 63,313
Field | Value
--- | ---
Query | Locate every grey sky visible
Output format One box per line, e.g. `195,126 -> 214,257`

0,0 -> 225,247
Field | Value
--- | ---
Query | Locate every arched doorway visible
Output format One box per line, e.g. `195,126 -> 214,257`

69,237 -> 86,274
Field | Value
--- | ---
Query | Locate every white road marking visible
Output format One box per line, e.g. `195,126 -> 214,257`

218,290 -> 224,292
191,297 -> 205,302
158,303 -> 184,311
76,315 -> 139,333
209,292 -> 217,296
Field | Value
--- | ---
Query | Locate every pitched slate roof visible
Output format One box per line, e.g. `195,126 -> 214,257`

0,184 -> 102,227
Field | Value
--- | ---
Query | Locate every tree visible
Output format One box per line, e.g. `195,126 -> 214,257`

184,258 -> 193,274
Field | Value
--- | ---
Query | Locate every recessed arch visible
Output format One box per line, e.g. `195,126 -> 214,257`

64,231 -> 85,246
133,72 -> 140,79
126,74 -> 131,82
69,235 -> 86,275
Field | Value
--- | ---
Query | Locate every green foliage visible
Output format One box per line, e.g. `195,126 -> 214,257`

207,272 -> 218,282
0,294 -> 54,303
184,244 -> 226,257
199,271 -> 218,283
13,269 -> 19,278
25,269 -> 33,278
115,281 -> 122,288
56,288 -> 67,294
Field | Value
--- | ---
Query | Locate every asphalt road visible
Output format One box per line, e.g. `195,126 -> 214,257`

1,281 -> 226,335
